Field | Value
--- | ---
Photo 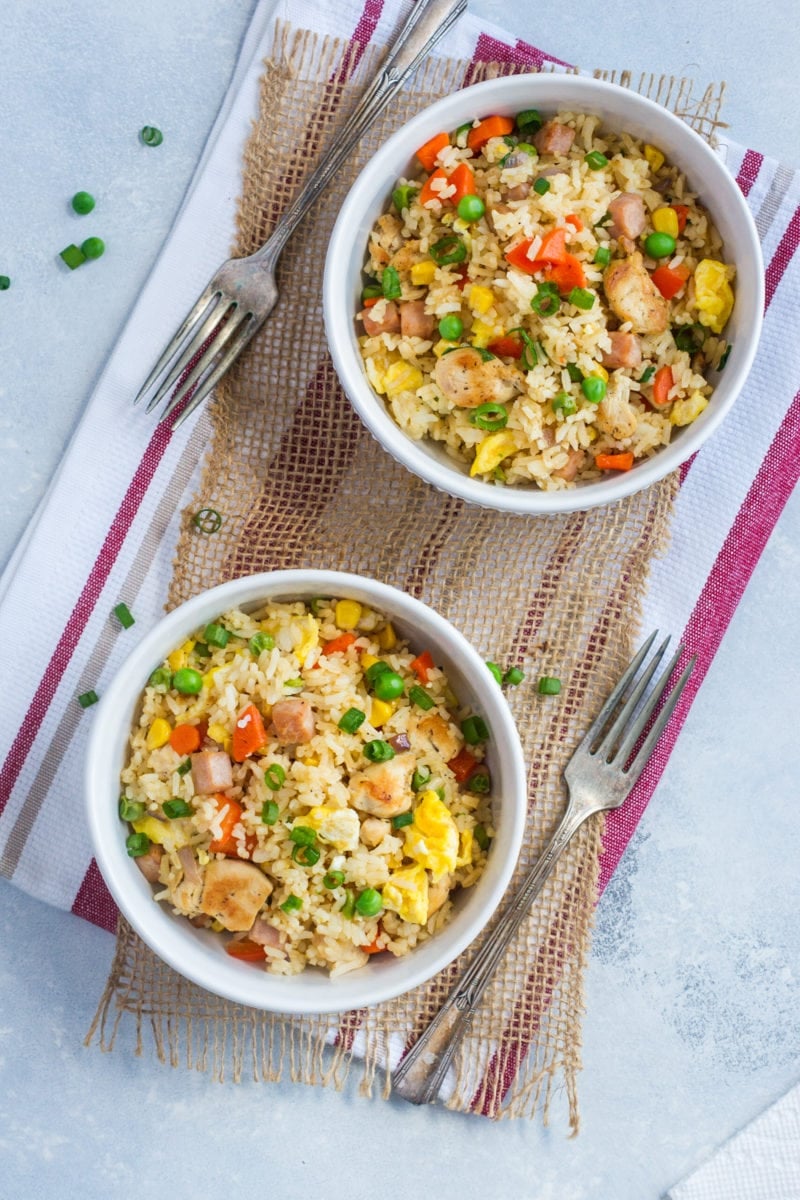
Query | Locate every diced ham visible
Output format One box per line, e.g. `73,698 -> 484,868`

608,192 -> 647,239
399,300 -> 436,339
135,843 -> 163,884
249,918 -> 286,951
271,698 -> 315,745
603,252 -> 669,335
191,750 -> 233,795
359,300 -> 400,337
199,859 -> 272,932
552,449 -> 586,482
601,331 -> 643,370
533,120 -> 575,155
504,182 -> 531,201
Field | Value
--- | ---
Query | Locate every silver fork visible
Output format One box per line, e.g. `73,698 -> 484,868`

133,0 -> 467,428
392,631 -> 696,1106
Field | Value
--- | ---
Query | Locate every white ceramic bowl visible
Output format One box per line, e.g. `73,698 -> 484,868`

85,571 -> 527,1014
324,74 -> 764,514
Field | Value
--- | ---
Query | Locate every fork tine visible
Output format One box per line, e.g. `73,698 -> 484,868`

597,635 -> 671,760
157,309 -> 248,422
573,630 -> 658,755
167,317 -> 257,430
133,286 -> 220,405
144,297 -> 232,414
622,654 -> 697,786
613,641 -> 684,765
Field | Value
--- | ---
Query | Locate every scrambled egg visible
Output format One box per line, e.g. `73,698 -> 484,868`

404,790 -> 459,881
131,816 -> 189,852
295,614 -> 319,666
302,805 -> 360,852
382,864 -> 429,925
694,259 -> 735,334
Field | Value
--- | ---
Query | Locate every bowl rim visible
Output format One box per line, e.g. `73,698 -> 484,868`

324,73 -> 764,515
85,569 -> 528,1013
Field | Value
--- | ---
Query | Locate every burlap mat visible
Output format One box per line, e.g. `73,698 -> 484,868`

87,25 -> 725,1127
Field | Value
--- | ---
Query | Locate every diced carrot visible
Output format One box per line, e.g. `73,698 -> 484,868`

651,365 -> 674,409
504,238 -> 539,274
595,451 -> 634,471
209,795 -> 244,856
448,161 -> 476,203
363,923 -> 385,955
671,204 -> 689,234
226,940 -> 266,962
447,746 -> 479,784
363,296 -> 380,308
409,650 -> 435,683
321,632 -> 357,656
533,227 -> 568,265
565,213 -> 584,231
419,167 -> 449,208
487,336 -> 523,359
544,253 -> 587,294
169,723 -> 201,755
416,131 -> 450,172
467,114 -> 515,152
232,703 -> 267,763
652,262 -> 690,300
454,264 -> 470,290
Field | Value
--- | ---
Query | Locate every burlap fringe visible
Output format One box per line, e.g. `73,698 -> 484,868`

88,22 -> 720,1127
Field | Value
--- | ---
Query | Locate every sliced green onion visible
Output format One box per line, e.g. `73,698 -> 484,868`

341,890 -> 356,919
485,661 -> 503,684
148,666 -> 172,691
531,282 -> 561,317
455,121 -> 473,148
381,265 -> 401,300
364,740 -> 395,763
409,684 -> 434,711
280,894 -> 302,913
361,283 -> 383,301
113,602 -> 135,629
566,362 -> 584,383
593,245 -> 612,266
639,366 -> 655,384
192,508 -> 222,534
141,125 -> 163,146
537,675 -> 562,695
516,108 -> 543,133
435,786 -> 446,802
176,758 -> 192,777
81,236 -> 105,260
552,392 -> 577,417
77,689 -> 99,708
292,843 -> 321,866
585,151 -> 609,170
373,670 -> 404,701
594,212 -> 613,228
323,870 -> 345,889
568,287 -> 595,311
674,325 -> 706,352
203,622 -> 229,649
338,707 -> 366,733
193,643 -> 211,661
493,466 -> 507,483
126,832 -> 151,857
474,347 -> 496,362
581,376 -> 607,404
0,275 -> 9,290
507,326 -> 539,370
163,798 -> 192,819
474,824 -> 491,851
71,190 -> 95,214
261,800 -> 279,825
284,678 -> 304,689
467,767 -> 491,794
309,597 -> 330,616
172,668 -> 203,695
391,812 -> 414,830
718,343 -> 732,370
289,826 -> 317,846
411,766 -> 431,791
429,234 -> 467,266
264,764 -> 286,791
364,660 -> 391,685
119,796 -> 145,822
249,631 -> 275,656
392,184 -> 419,213
60,244 -> 86,270
503,666 -> 525,686
469,402 -> 508,432
533,177 -> 551,196
461,715 -> 489,745
355,888 -> 383,917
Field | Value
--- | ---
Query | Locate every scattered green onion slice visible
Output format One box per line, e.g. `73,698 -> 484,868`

280,894 -> 302,913
60,244 -> 86,270
381,265 -> 401,300
264,764 -> 286,791
126,832 -> 151,857
409,685 -> 434,711
639,365 -> 655,384
467,767 -> 491,795
516,108 -> 543,133
568,287 -> 595,311
585,151 -> 609,170
531,282 -> 561,317
192,508 -> 222,534
362,283 -> 383,302
438,314 -> 463,341
341,890 -> 357,919
148,667 -> 172,691
392,184 -> 419,213
193,643 -> 211,660
0,276 -> 9,290
435,786 -> 446,802
176,758 -> 192,777
507,327 -> 539,370
119,796 -> 145,821
455,121 -> 473,148
485,661 -> 503,684
593,245 -> 612,266
249,631 -> 275,657
309,597 -> 330,617
339,707 -> 366,733
430,234 -> 467,266
566,362 -> 584,383
364,739 -> 395,763
537,675 -> 562,695
81,236 -> 105,260
461,715 -> 489,745
493,466 -> 507,483
373,670 -> 404,701
474,347 -> 496,362
469,402 -> 508,432
284,678 -> 304,689
172,668 -> 203,695
72,190 -> 95,214
261,800 -> 279,825
411,766 -> 431,791
474,824 -> 491,851
203,622 -> 229,649
581,376 -> 607,404
355,888 -> 383,917
323,870 -> 345,889
594,212 -> 613,228
141,125 -> 163,146
673,324 -> 706,352
533,177 -> 551,196
552,392 -> 577,417
113,602 -> 135,629
163,798 -> 192,819
391,812 -> 414,830
77,689 -> 99,708
289,827 -> 317,847
503,666 -> 525,686
457,194 -> 485,223
292,843 -> 321,867
365,661 -> 391,686
718,343 -> 733,370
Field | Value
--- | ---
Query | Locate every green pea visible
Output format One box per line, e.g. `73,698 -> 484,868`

644,232 -> 676,259
581,376 -> 607,404
71,191 -> 95,214
373,670 -> 404,701
456,194 -> 485,223
172,667 -> 203,695
438,314 -> 464,341
81,237 -> 105,260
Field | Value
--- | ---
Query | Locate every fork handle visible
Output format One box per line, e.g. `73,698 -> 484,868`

253,0 -> 467,263
391,806 -> 591,1106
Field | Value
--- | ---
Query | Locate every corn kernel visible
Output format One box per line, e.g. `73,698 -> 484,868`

453,217 -> 470,234
593,365 -> 609,383
207,722 -> 229,745
377,622 -> 397,650
365,355 -> 387,395
335,599 -> 362,630
211,920 -> 225,932
470,318 -> 498,348
644,143 -> 665,172
167,639 -> 195,672
302,753 -> 321,767
469,285 -> 495,315
197,849 -> 210,866
383,360 -> 424,397
146,717 -> 172,750
203,666 -> 222,690
132,816 -> 188,851
470,431 -> 519,477
433,339 -> 452,358
361,652 -> 381,671
457,828 -> 474,867
410,260 -> 436,286
670,390 -> 709,426
370,698 -> 395,727
652,206 -> 680,239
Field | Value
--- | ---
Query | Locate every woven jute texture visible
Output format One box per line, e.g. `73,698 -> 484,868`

88,25 -> 725,1126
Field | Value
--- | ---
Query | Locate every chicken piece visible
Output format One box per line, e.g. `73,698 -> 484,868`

419,712 -> 461,762
533,120 -> 575,155
399,300 -> 436,339
504,182 -> 531,202
434,346 -> 524,409
349,757 -> 413,818
191,750 -> 234,795
368,213 -> 403,265
552,448 -> 586,482
427,872 -> 452,916
608,192 -> 647,240
603,252 -> 669,335
135,843 -> 163,884
360,817 -> 391,848
389,239 -> 422,272
595,386 -> 639,440
249,917 -> 286,951
601,331 -> 643,370
199,859 -> 273,932
271,698 -> 315,744
359,300 -> 400,337
169,846 -> 203,915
